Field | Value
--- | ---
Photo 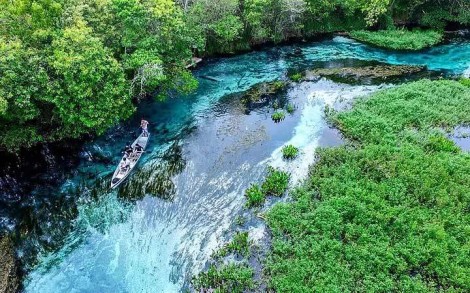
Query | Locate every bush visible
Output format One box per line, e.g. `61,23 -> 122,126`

245,184 -> 265,207
282,144 -> 299,160
286,103 -> 296,114
350,29 -> 443,50
460,78 -> 470,87
289,72 -> 303,82
261,167 -> 290,196
271,111 -> 286,123
192,264 -> 254,293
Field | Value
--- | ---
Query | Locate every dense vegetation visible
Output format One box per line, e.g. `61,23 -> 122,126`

266,80 -> 470,291
350,29 -> 444,50
1,0 -> 468,150
245,167 -> 290,207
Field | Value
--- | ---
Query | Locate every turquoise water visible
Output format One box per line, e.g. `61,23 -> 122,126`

21,37 -> 470,292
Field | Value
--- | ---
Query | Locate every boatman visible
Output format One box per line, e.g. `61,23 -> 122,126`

141,118 -> 149,137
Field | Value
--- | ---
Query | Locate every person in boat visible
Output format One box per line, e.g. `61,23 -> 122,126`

135,143 -> 143,152
141,118 -> 149,137
120,157 -> 130,171
124,145 -> 133,157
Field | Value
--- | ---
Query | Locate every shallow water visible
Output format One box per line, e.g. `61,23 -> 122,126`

6,36 -> 469,292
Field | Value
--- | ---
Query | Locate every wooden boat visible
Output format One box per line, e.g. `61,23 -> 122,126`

110,132 -> 149,189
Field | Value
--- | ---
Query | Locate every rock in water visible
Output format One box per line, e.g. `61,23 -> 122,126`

0,235 -> 19,293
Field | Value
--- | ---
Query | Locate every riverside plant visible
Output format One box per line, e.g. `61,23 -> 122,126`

350,29 -> 443,50
245,184 -> 265,207
271,111 -> 286,123
289,72 -> 303,82
261,167 -> 290,196
286,103 -> 296,114
217,232 -> 250,257
192,264 -> 254,293
282,144 -> 299,160
265,80 -> 470,292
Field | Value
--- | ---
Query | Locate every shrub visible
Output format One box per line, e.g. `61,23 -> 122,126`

289,72 -> 303,82
282,144 -> 299,160
286,103 -> 296,114
245,184 -> 265,207
460,78 -> 470,87
350,29 -> 443,50
192,264 -> 254,293
261,167 -> 290,196
271,111 -> 286,123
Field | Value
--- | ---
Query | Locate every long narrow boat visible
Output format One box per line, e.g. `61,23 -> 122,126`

110,132 -> 149,189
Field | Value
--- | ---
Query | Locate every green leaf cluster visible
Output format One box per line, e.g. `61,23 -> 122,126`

282,144 -> 299,160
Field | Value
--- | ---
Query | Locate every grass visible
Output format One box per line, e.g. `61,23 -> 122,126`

245,184 -> 265,207
192,264 -> 255,293
281,144 -> 299,160
265,80 -> 470,292
261,167 -> 290,196
271,110 -> 286,123
350,29 -> 443,50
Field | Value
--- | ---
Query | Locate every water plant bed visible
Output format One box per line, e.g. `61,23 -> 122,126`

306,65 -> 426,84
350,29 -> 444,51
265,80 -> 470,291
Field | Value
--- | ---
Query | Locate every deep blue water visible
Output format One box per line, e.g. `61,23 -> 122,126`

7,36 -> 470,292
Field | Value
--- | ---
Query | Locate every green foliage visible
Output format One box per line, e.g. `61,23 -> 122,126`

0,0 -> 199,150
218,232 -> 251,257
460,78 -> 470,87
286,103 -> 296,114
271,111 -> 286,123
266,80 -> 470,292
350,29 -> 443,50
289,72 -> 303,82
192,264 -> 255,293
262,167 -> 290,196
245,184 -> 265,207
282,144 -> 299,160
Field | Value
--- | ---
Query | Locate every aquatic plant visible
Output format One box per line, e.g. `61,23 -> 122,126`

245,184 -> 265,208
261,167 -> 290,196
286,103 -> 296,114
218,231 -> 250,257
282,145 -> 299,160
289,72 -> 303,82
265,80 -> 470,292
460,78 -> 470,87
271,111 -> 286,123
350,29 -> 443,50
192,264 -> 254,293
235,215 -> 246,226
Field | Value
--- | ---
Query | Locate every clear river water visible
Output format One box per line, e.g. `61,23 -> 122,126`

1,36 -> 469,293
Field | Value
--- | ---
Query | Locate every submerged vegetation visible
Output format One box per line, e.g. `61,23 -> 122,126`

1,0 -> 467,150
265,80 -> 470,291
281,144 -> 299,160
350,29 -> 444,50
192,264 -> 255,293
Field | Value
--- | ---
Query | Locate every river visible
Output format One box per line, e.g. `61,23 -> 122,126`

1,36 -> 469,292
